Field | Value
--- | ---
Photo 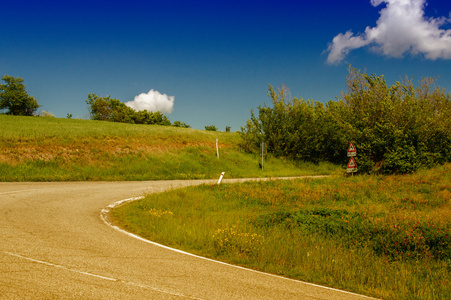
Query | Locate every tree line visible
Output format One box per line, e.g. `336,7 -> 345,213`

85,94 -> 191,127
240,67 -> 451,174
0,74 -> 191,128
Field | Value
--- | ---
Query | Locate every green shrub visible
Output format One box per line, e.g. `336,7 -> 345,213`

205,125 -> 217,131
241,67 -> 451,174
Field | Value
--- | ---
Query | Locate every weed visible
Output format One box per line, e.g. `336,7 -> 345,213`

148,208 -> 174,218
212,226 -> 262,256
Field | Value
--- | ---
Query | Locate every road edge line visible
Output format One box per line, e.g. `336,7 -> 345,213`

101,192 -> 378,300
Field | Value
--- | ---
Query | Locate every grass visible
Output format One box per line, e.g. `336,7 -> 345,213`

0,115 -> 338,181
111,163 -> 451,300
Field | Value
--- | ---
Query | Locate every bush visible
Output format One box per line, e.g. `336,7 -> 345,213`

240,84 -> 347,164
173,120 -> 191,128
240,67 -> 451,174
336,67 -> 451,174
205,125 -> 217,131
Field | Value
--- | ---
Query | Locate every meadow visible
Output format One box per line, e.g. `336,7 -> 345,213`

0,115 -> 336,181
112,164 -> 450,300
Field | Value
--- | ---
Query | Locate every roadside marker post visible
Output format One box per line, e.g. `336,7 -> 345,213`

216,139 -> 219,159
260,142 -> 266,171
217,172 -> 225,184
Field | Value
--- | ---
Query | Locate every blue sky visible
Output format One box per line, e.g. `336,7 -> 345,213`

1,0 -> 451,130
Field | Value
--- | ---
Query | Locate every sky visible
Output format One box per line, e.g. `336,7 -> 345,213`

1,0 -> 451,131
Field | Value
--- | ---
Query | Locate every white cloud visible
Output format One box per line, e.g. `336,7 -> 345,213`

125,89 -> 174,114
326,0 -> 451,64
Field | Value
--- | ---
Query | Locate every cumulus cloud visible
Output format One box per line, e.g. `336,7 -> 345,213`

125,89 -> 174,114
326,0 -> 451,64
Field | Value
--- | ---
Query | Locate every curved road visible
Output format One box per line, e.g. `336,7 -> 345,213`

0,179 -> 375,299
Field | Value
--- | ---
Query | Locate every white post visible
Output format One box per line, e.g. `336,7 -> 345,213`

216,138 -> 219,159
217,172 -> 225,184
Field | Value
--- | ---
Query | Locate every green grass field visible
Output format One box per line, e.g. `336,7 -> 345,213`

112,164 -> 451,300
0,115 -> 337,181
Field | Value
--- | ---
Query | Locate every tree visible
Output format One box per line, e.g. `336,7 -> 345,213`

85,93 -> 134,122
240,84 -> 345,163
0,75 -> 40,116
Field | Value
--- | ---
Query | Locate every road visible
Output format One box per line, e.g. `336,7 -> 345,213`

0,179 -> 375,299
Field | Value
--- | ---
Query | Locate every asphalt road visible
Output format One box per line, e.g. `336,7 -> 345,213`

0,179 -> 376,299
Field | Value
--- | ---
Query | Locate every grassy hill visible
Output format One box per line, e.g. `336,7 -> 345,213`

0,115 -> 338,181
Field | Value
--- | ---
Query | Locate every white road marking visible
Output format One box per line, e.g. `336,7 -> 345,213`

4,251 -> 202,300
0,189 -> 44,195
4,251 -> 117,281
102,197 -> 378,300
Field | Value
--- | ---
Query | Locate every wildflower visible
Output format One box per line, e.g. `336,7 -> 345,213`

148,208 -> 173,217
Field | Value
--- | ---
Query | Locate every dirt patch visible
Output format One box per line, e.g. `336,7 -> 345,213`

0,138 -> 235,165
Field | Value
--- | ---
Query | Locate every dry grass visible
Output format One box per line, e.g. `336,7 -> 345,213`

0,136 -> 233,165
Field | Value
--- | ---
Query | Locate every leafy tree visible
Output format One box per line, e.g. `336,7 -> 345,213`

85,94 -> 125,121
0,75 -> 40,116
240,85 -> 346,163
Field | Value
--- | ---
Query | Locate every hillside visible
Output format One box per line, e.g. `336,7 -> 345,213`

0,115 -> 337,181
